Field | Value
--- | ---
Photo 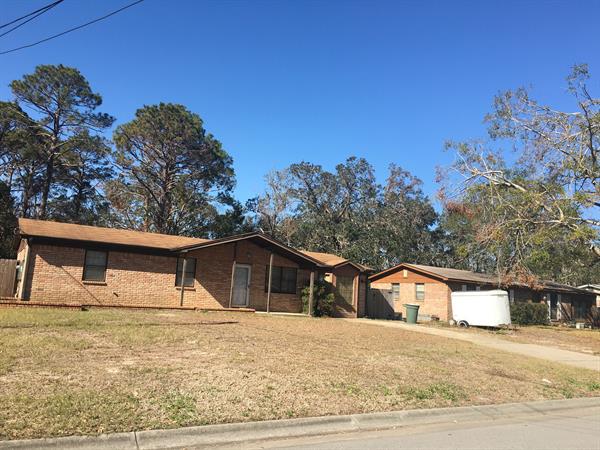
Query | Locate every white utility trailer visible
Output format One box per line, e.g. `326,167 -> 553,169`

451,290 -> 511,328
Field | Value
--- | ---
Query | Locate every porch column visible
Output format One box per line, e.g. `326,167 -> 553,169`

308,270 -> 315,316
266,252 -> 274,313
17,239 -> 31,300
179,252 -> 188,307
228,261 -> 236,308
228,243 -> 238,308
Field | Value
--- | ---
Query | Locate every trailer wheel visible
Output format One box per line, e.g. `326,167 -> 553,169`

458,320 -> 469,328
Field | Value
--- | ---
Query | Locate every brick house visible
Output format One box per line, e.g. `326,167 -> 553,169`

368,263 -> 596,322
12,219 -> 370,317
578,284 -> 600,308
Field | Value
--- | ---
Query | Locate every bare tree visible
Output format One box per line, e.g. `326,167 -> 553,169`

440,64 -> 600,282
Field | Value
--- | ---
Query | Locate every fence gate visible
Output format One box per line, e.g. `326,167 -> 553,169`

0,259 -> 17,298
367,287 -> 396,319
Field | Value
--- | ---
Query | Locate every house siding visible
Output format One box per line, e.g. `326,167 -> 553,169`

20,239 -> 309,313
370,266 -> 595,323
370,270 -> 452,320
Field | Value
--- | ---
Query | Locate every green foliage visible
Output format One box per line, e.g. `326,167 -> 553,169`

253,158 -> 438,271
301,279 -> 335,317
109,103 -> 235,236
1,66 -> 244,238
3,65 -> 114,221
0,181 -> 17,258
510,302 -> 549,325
440,65 -> 600,285
160,391 -> 197,426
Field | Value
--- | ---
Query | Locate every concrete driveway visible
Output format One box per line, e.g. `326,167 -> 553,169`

347,319 -> 600,371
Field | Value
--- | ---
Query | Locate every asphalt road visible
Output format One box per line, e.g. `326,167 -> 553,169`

235,406 -> 600,450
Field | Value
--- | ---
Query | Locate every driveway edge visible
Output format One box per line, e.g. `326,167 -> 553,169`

1,397 -> 598,449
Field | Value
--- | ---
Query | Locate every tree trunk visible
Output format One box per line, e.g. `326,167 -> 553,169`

21,164 -> 36,218
39,154 -> 54,219
73,164 -> 85,220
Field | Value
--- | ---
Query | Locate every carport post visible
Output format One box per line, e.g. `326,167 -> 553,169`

266,252 -> 274,313
228,243 -> 238,308
17,239 -> 31,300
228,261 -> 236,308
179,252 -> 188,307
308,270 -> 315,316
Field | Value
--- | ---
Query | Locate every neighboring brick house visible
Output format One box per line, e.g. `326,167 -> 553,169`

11,219 -> 370,317
578,284 -> 600,308
369,263 -> 596,322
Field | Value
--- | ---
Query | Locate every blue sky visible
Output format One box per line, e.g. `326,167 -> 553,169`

1,0 -> 599,204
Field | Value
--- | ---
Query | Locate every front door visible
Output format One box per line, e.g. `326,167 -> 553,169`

232,264 -> 251,307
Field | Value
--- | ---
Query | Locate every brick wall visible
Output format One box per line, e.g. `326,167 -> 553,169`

370,269 -> 452,320
21,239 -> 311,312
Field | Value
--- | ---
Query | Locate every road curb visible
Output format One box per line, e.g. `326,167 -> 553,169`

1,397 -> 598,449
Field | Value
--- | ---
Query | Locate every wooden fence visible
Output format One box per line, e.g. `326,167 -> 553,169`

0,259 -> 17,298
366,287 -> 396,319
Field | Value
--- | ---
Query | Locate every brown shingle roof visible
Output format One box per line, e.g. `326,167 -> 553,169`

301,251 -> 347,267
406,264 -> 498,284
18,218 -> 208,250
301,251 -> 371,272
371,263 -> 590,295
18,219 -> 371,271
172,232 -> 329,267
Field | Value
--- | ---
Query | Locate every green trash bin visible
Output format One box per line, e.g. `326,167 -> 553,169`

404,303 -> 420,324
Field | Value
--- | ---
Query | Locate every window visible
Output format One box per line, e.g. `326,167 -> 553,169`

83,250 -> 108,282
265,266 -> 297,294
415,283 -> 425,301
175,257 -> 196,287
392,283 -> 400,301
336,275 -> 355,305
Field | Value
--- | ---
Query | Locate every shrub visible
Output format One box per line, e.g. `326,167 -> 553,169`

301,279 -> 335,317
510,302 -> 549,325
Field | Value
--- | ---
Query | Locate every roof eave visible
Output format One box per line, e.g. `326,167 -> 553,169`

369,263 -> 450,282
333,260 -> 372,273
172,232 -> 330,268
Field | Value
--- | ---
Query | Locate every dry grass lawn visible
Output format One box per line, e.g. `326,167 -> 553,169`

1,307 -> 599,441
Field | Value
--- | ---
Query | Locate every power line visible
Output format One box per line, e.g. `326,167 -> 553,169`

0,0 -> 63,30
0,0 -> 64,39
0,0 -> 145,56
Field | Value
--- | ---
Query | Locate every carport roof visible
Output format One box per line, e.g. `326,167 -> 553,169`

301,251 -> 372,272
